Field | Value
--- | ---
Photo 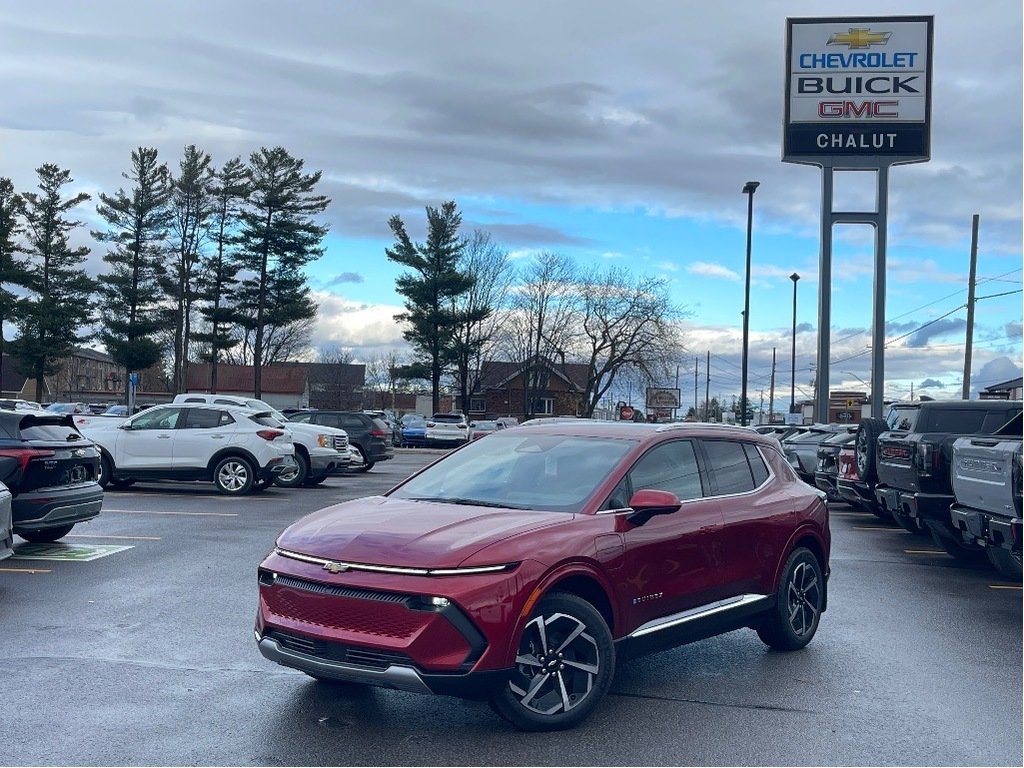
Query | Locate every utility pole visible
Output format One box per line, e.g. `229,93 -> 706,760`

704,351 -> 711,423
768,347 -> 776,424
758,390 -> 765,425
693,356 -> 699,420
962,214 -> 980,400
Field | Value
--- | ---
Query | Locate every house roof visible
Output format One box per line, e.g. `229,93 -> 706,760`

186,363 -> 309,395
305,362 -> 366,387
476,357 -> 589,392
983,377 -> 1023,392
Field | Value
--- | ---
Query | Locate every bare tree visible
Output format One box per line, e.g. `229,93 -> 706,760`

317,343 -> 354,364
363,349 -> 409,411
498,252 -> 579,417
450,230 -> 513,412
224,315 -> 315,366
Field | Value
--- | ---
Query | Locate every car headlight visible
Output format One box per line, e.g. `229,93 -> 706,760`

317,434 -> 329,447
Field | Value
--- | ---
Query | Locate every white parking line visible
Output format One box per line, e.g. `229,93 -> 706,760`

989,584 -> 1023,591
102,509 -> 238,517
68,534 -> 162,541
0,566 -> 51,574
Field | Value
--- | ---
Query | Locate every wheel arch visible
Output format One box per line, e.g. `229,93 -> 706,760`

206,447 -> 261,478
778,527 -> 829,612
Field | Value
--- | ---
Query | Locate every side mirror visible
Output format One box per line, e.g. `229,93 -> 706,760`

469,422 -> 477,427
627,489 -> 682,526
118,421 -> 133,430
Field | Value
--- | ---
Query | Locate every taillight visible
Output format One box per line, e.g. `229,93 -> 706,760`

916,442 -> 941,476
369,429 -> 386,438
1013,449 -> 1022,500
426,422 -> 435,428
0,448 -> 57,475
256,429 -> 284,441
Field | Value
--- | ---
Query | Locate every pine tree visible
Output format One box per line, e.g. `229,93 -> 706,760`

237,147 -> 329,397
0,178 -> 29,389
163,145 -> 214,394
93,147 -> 172,401
11,165 -> 96,403
386,201 -> 475,413
193,157 -> 248,393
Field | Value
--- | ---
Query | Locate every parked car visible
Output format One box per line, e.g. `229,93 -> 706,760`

78,403 -> 296,496
0,399 -> 44,412
400,415 -> 427,447
45,402 -> 90,415
865,400 -> 1022,556
468,419 -> 505,440
783,424 -> 854,485
172,395 -> 349,486
949,414 -> 1022,579
0,410 -> 103,542
364,410 -> 401,445
255,421 -> 830,731
0,480 -> 12,560
424,412 -> 470,446
101,404 -> 129,417
287,411 -> 394,472
813,431 -> 857,501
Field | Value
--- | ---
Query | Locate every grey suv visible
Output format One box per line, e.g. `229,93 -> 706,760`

288,411 -> 395,472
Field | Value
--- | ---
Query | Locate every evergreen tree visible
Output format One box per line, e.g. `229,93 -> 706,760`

163,145 -> 214,394
11,165 -> 95,403
193,157 -> 248,393
385,201 -> 475,413
0,178 -> 29,388
93,147 -> 172,401
237,147 -> 329,397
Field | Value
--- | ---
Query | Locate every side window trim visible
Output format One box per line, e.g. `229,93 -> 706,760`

697,439 -> 767,498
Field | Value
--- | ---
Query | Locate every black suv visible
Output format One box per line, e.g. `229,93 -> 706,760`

287,411 -> 395,472
860,400 -> 1022,558
0,410 -> 103,542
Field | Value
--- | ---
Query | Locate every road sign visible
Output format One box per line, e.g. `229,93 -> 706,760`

129,372 -> 139,386
619,405 -> 635,421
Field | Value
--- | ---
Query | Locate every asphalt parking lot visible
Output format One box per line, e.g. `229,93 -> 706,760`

1,449 -> 1021,766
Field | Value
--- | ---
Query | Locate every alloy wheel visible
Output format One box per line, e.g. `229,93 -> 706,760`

786,560 -> 821,638
508,612 -> 600,715
218,460 -> 249,492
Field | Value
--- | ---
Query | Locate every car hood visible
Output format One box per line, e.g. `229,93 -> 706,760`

287,421 -> 347,438
277,495 -> 569,568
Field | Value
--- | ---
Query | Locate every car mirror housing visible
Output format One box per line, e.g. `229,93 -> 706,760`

118,421 -> 133,430
627,489 -> 682,526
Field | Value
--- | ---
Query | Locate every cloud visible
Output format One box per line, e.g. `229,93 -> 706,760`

326,272 -> 364,285
686,261 -> 738,280
906,318 -> 968,348
1006,321 -> 1023,338
919,378 -> 945,388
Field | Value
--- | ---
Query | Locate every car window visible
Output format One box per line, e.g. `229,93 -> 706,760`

288,412 -> 312,423
339,415 -> 364,430
982,408 -> 1022,433
702,440 -> 756,495
183,397 -> 206,403
887,407 -> 919,431
432,414 -> 465,424
182,408 -> 232,429
131,407 -> 183,430
249,413 -> 282,427
744,443 -> 770,486
926,409 -> 986,434
627,440 -> 704,501
18,418 -> 83,442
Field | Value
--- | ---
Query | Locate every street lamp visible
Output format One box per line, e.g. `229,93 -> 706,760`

740,181 -> 759,427
790,272 -> 800,414
843,370 -> 870,388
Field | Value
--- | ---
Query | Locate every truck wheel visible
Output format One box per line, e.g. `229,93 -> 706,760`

274,452 -> 308,488
986,548 -> 1023,581
19,524 -> 75,543
855,417 -> 887,484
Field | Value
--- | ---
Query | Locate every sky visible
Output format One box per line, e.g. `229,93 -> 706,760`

0,0 -> 1021,410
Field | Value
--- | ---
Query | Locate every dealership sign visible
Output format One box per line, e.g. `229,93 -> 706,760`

784,16 -> 933,163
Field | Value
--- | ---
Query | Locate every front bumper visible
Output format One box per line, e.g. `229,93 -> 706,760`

259,456 -> 294,482
874,487 -> 954,522
11,483 -> 103,533
0,490 -> 13,560
308,450 -> 350,478
950,504 -> 1022,554
814,473 -> 840,500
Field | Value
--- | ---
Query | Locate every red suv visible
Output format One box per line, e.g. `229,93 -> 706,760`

255,422 -> 830,730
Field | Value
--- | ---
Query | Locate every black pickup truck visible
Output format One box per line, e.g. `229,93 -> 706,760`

863,400 -> 1022,560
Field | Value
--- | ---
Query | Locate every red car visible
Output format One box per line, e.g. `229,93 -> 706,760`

255,421 -> 830,730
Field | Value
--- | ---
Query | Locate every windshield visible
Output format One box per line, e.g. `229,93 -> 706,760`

390,432 -> 636,513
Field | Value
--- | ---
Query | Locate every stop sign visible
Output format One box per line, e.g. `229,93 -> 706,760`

619,405 -> 634,420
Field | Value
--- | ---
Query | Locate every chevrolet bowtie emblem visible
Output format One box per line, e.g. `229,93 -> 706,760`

323,561 -> 350,574
827,28 -> 891,49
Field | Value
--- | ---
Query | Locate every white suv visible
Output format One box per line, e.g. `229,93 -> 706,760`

78,403 -> 296,495
424,413 -> 469,446
172,394 -> 349,486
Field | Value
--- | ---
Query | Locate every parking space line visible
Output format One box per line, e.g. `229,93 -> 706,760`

103,509 -> 238,517
852,526 -> 905,532
989,584 -> 1023,591
0,566 -> 52,574
67,534 -> 162,541
903,549 -> 947,555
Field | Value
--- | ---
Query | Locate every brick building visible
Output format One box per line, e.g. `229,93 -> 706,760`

462,357 -> 588,421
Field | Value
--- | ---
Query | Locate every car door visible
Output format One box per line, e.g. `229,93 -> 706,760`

115,406 -> 184,471
612,439 -> 728,628
701,439 -> 795,597
172,408 -> 237,471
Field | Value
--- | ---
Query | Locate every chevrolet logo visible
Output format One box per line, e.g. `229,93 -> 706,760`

827,28 -> 891,49
323,561 -> 350,574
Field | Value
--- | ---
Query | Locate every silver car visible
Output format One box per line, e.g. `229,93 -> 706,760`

0,481 -> 13,561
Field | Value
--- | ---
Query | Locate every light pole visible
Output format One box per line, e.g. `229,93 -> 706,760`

789,272 -> 800,414
740,181 -> 759,427
842,370 -> 870,388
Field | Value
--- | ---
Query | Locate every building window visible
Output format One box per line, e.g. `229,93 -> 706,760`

531,398 -> 554,415
470,397 -> 486,413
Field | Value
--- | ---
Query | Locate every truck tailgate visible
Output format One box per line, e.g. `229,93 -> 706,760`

952,436 -> 1022,516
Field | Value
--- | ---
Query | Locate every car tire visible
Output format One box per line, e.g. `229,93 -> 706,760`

110,478 -> 135,490
252,477 -> 274,493
756,547 -> 824,651
213,456 -> 255,495
489,592 -> 615,732
855,417 -> 887,484
348,445 -> 374,473
303,475 -> 328,486
986,548 -> 1023,581
928,526 -> 987,564
98,454 -> 112,489
274,452 -> 308,488
19,524 -> 75,543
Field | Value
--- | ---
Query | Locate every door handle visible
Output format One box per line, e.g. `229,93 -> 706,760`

210,435 -> 225,439
157,434 -> 172,439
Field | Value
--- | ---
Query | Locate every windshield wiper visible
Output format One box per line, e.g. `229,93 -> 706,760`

408,496 -> 531,510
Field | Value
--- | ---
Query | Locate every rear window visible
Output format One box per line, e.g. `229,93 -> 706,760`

249,413 -> 282,427
924,409 -> 986,434
887,407 -> 919,431
432,414 -> 465,423
18,417 -> 84,442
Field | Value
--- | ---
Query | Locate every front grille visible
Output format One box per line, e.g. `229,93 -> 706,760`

269,630 -> 413,669
333,435 -> 349,451
273,575 -> 409,603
